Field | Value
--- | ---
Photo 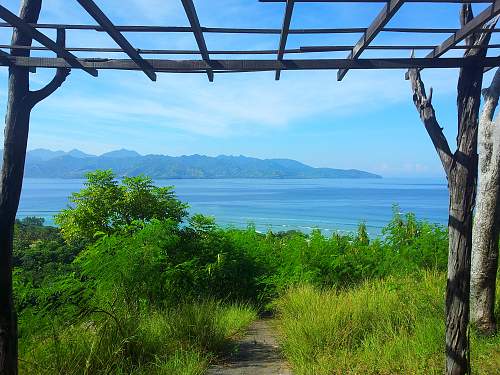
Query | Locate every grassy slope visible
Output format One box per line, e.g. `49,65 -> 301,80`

276,272 -> 500,375
20,301 -> 256,375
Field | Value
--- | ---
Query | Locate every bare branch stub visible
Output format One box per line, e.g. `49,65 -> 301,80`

27,68 -> 70,107
27,28 -> 71,107
407,67 -> 453,175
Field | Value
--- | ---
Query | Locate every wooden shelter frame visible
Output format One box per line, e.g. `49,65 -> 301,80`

0,2 -> 500,375
0,0 -> 498,79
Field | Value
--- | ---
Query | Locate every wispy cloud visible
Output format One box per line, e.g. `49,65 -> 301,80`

34,67 -> 459,140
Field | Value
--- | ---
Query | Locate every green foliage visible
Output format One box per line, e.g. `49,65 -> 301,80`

55,170 -> 188,243
13,173 -> 470,374
20,301 -> 255,375
13,217 -> 62,268
276,272 -> 500,375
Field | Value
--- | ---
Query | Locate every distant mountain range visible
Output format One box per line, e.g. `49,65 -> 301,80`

6,148 -> 382,179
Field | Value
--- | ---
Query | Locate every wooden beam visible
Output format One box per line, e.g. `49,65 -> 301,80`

1,46 -> 35,74
276,0 -> 295,80
301,44 -> 500,52
3,43 -> 499,55
0,44 -> 307,55
338,0 -> 405,81
56,28 -> 65,56
484,62 -> 498,72
76,0 -> 156,81
260,0 -> 494,3
0,5 -> 97,77
0,49 -> 10,66
181,0 -> 214,81
1,56 -> 499,72
427,0 -> 500,58
0,22 -> 499,35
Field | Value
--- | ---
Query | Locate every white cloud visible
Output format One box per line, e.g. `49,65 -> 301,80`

33,67 -> 459,139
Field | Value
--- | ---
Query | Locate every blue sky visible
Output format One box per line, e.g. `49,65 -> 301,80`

0,0 -> 498,177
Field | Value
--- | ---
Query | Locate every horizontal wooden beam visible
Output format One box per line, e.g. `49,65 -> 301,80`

0,47 -> 36,73
0,22 -> 498,35
1,56 -> 498,72
301,44 -> 500,52
427,0 -> 500,58
76,0 -> 156,81
3,43 -> 499,55
0,5 -> 97,76
0,49 -> 10,65
260,0 -> 494,3
484,62 -> 498,72
0,44 -> 305,55
338,0 -> 404,81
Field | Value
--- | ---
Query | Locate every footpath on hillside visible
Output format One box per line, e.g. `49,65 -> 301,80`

207,319 -> 292,375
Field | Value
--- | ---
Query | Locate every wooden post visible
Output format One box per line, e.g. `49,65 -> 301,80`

471,68 -> 500,336
0,1 -> 70,374
407,5 -> 495,375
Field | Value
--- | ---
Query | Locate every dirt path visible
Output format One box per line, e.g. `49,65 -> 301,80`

207,319 -> 292,375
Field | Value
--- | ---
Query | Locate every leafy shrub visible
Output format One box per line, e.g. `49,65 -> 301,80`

55,170 -> 188,243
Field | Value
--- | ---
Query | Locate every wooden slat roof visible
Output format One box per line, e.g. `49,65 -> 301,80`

0,0 -> 498,81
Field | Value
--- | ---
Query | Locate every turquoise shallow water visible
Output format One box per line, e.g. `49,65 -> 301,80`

17,177 -> 449,235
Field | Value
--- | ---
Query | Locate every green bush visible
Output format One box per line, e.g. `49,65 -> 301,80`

55,170 -> 188,243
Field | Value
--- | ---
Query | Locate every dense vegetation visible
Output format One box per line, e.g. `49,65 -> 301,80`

13,170 -> 499,374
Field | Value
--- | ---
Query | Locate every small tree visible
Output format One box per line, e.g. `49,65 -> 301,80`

55,170 -> 188,243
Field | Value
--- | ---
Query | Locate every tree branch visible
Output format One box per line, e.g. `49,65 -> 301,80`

407,66 -> 453,176
27,67 -> 70,107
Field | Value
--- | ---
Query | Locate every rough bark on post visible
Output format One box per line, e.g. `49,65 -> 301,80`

471,68 -> 500,336
0,1 -> 70,374
407,5 -> 495,375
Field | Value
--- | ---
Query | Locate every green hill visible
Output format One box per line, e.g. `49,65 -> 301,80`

18,149 -> 382,179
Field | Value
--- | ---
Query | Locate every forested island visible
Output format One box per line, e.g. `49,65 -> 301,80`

14,171 -> 499,375
15,148 -> 382,179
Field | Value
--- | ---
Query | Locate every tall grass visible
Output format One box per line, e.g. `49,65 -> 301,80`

276,272 -> 500,375
19,301 -> 256,375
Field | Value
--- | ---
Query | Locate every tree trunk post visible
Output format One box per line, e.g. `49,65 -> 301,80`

470,68 -> 500,336
0,1 -> 70,374
407,5 -> 495,375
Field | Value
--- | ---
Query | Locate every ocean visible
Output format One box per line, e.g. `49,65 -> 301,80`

17,177 -> 449,235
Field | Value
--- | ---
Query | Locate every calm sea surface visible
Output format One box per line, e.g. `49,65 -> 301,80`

17,178 -> 449,235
